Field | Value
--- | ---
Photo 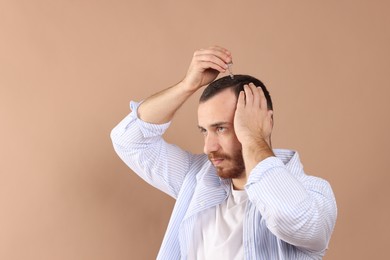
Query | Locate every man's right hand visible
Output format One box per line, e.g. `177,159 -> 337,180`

181,46 -> 233,92
137,46 -> 232,124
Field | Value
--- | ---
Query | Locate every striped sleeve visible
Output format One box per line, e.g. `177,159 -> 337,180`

245,156 -> 337,253
110,101 -> 195,198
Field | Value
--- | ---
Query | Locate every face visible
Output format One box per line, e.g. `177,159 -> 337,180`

198,88 -> 245,179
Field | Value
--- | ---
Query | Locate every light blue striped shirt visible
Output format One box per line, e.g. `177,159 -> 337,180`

111,101 -> 337,260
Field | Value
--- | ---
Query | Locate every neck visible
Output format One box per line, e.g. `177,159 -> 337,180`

232,137 -> 273,190
232,174 -> 247,190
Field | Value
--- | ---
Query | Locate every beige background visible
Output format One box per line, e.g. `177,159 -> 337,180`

1,0 -> 389,259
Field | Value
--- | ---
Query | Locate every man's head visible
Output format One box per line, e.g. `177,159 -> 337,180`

199,75 -> 273,110
197,75 -> 273,180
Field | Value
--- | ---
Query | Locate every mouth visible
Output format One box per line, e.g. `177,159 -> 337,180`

211,158 -> 225,166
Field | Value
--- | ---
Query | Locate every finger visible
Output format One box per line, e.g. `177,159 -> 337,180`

208,45 -> 232,57
258,86 -> 268,111
244,84 -> 254,106
194,53 -> 228,72
195,53 -> 229,71
194,48 -> 232,64
237,90 -> 245,109
197,60 -> 226,73
249,83 -> 260,108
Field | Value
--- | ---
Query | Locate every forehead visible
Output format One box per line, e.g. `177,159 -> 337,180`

197,88 -> 237,126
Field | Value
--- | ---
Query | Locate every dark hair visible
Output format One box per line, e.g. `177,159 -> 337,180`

199,75 -> 273,110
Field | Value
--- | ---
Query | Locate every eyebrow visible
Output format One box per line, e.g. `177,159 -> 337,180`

197,122 -> 231,129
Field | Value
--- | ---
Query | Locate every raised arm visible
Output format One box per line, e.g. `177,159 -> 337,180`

138,46 -> 233,124
235,83 -> 336,252
111,46 -> 233,198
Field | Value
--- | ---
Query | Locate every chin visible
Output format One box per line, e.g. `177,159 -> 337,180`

216,167 -> 244,179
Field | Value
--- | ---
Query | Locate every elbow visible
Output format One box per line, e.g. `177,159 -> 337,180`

110,127 -> 121,146
266,203 -> 335,252
110,125 -> 132,149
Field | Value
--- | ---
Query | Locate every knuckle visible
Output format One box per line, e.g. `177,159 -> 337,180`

193,48 -> 204,56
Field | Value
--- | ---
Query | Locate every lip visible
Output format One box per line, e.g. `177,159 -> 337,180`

211,158 -> 224,166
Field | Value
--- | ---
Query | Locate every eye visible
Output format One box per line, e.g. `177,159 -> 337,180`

199,127 -> 207,136
217,127 -> 226,133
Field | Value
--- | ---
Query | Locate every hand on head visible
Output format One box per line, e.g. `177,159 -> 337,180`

182,46 -> 232,92
234,83 -> 274,146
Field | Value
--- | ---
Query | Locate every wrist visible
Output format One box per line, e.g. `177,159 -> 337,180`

241,136 -> 274,173
175,80 -> 199,96
179,78 -> 200,93
239,132 -> 270,148
242,140 -> 274,160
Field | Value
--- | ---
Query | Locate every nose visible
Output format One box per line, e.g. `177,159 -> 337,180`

203,133 -> 221,154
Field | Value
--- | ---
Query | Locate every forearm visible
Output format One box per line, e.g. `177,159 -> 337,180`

234,83 -> 275,176
137,81 -> 196,124
111,101 -> 192,198
241,137 -> 274,175
138,46 -> 232,124
246,156 -> 337,251
138,46 -> 231,124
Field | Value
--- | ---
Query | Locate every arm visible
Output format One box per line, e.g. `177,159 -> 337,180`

246,156 -> 337,252
235,84 -> 336,252
111,46 -> 232,197
138,46 -> 232,124
234,83 -> 274,173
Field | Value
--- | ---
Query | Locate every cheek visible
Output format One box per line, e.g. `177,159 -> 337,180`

229,131 -> 242,147
221,134 -> 242,153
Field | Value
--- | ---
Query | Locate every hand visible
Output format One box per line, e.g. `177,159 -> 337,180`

182,46 -> 232,91
234,83 -> 274,146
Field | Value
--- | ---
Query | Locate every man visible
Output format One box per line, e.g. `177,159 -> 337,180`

111,46 -> 337,259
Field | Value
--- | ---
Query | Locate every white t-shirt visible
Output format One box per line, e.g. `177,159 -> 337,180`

188,186 -> 248,260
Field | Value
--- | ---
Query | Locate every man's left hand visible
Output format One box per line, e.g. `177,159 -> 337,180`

234,83 -> 273,147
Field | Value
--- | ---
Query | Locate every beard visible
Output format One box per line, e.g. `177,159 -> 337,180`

208,149 -> 246,179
